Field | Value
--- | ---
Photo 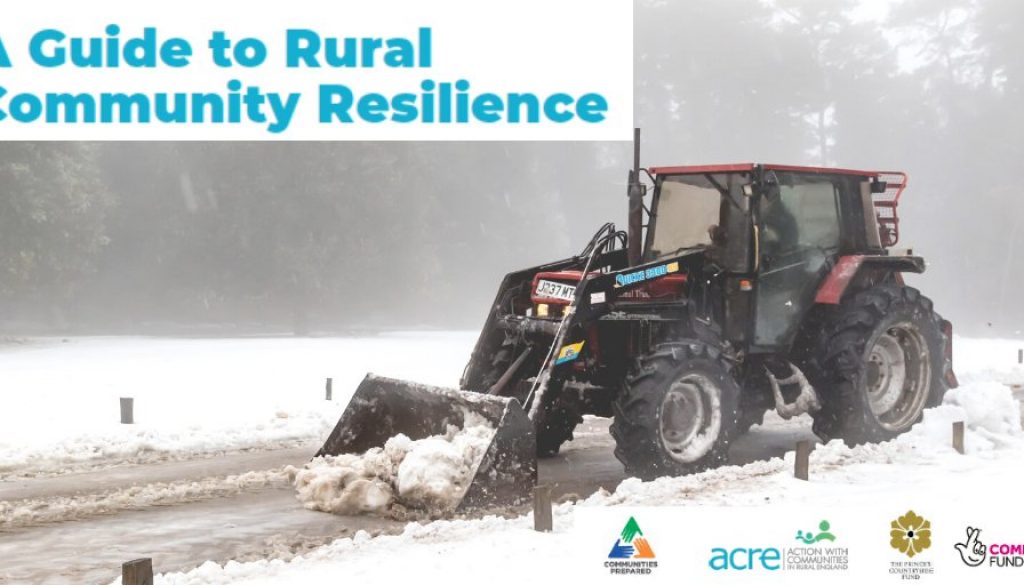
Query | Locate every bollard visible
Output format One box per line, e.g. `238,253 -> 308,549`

1018,349 -> 1022,365
325,378 -> 333,401
953,421 -> 965,454
533,485 -> 553,532
794,440 -> 811,481
122,558 -> 153,585
120,397 -> 134,425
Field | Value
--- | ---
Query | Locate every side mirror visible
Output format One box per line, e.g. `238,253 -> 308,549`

870,180 -> 888,194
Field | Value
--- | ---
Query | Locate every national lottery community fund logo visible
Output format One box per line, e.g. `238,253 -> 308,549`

954,526 -> 1024,568
604,516 -> 658,575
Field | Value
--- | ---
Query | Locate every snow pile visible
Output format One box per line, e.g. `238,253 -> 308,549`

0,332 -> 476,477
588,381 -> 1023,510
0,468 -> 290,529
291,440 -> 403,516
953,335 -> 1024,386
291,412 -> 495,517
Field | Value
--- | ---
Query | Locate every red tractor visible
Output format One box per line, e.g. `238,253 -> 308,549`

320,132 -> 957,500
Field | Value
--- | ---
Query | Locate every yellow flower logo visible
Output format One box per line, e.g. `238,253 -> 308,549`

890,510 -> 932,558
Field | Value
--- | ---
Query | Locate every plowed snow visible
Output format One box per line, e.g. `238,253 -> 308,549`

291,413 -> 494,517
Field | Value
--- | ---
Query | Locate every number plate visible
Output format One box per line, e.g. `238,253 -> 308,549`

535,279 -> 577,302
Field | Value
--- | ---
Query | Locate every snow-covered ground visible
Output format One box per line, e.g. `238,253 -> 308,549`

0,332 -> 476,477
117,381 -> 1024,585
1,333 -> 1022,584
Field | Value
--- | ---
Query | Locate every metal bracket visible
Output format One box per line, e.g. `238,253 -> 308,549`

766,362 -> 822,420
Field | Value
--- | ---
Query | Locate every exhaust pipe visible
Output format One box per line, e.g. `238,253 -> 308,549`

627,127 -> 644,267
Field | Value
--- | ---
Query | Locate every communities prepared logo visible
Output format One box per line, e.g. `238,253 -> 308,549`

888,510 -> 935,579
605,517 -> 657,575
708,519 -> 848,572
955,526 -> 1024,568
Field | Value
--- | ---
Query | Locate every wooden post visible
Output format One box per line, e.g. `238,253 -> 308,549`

122,558 -> 153,585
533,485 -> 553,532
953,421 -> 965,454
794,440 -> 811,481
325,378 -> 333,401
120,397 -> 134,425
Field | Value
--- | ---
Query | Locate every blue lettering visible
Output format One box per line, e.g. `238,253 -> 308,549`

10,93 -> 42,122
709,548 -> 728,570
319,84 -> 354,122
709,547 -> 783,571
358,93 -> 389,122
576,93 -> 607,122
287,29 -> 320,67
472,94 -> 502,123
30,30 -> 66,67
418,27 -> 432,67
729,548 -> 748,570
543,93 -> 574,123
0,37 -> 10,67
391,93 -> 418,123
160,38 -> 191,67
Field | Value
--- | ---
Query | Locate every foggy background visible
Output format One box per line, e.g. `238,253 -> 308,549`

1,0 -> 1021,337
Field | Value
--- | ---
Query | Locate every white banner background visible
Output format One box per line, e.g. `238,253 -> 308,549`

571,503 -> 1024,583
0,0 -> 632,140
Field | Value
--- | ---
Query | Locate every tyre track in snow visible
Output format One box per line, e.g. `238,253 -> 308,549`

0,416 -> 821,585
7,389 -> 1009,585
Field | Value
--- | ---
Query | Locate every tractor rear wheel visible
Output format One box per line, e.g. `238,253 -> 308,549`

610,340 -> 740,480
810,284 -> 948,444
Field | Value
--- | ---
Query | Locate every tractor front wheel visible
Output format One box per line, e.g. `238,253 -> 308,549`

610,341 -> 740,480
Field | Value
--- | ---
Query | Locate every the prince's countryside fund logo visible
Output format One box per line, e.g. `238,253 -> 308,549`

888,510 -> 935,579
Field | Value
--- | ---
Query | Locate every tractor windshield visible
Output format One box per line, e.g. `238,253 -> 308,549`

648,173 -> 742,258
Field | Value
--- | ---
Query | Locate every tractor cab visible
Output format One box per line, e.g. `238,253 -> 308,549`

644,164 -> 904,351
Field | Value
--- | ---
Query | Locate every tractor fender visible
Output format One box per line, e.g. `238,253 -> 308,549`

814,254 -> 926,305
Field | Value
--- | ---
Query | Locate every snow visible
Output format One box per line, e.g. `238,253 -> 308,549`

2,332 -> 1023,583
0,332 -> 476,477
291,412 -> 495,517
123,335 -> 1024,585
1,467 -> 290,528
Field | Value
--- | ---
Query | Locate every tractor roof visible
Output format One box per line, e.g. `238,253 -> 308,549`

648,163 -> 901,179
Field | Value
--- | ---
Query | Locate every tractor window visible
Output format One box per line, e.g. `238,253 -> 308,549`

648,175 -> 726,258
759,176 -> 840,258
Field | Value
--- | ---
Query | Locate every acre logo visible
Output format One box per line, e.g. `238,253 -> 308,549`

604,517 -> 658,575
708,546 -> 782,571
708,519 -> 847,572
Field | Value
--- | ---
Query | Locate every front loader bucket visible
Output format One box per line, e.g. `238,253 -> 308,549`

316,374 -> 537,511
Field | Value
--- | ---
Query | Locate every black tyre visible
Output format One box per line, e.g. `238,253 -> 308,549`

532,382 -> 583,458
810,284 -> 948,444
610,340 -> 741,480
470,346 -> 580,458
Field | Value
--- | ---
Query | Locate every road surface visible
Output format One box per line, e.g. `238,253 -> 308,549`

0,410 -> 944,585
